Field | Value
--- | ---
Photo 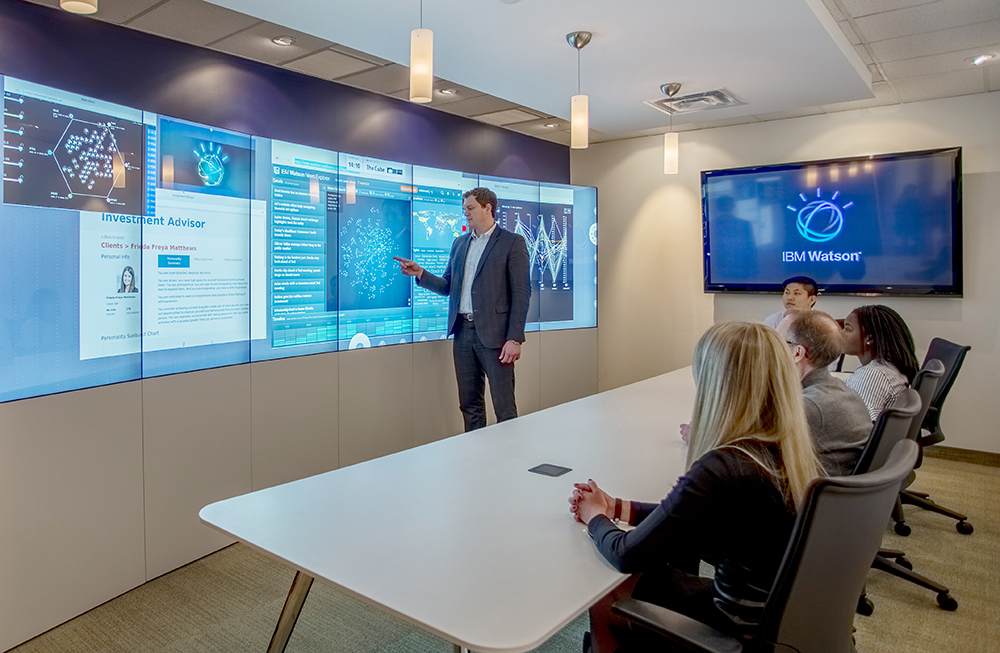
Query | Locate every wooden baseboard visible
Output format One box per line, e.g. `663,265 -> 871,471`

924,445 -> 1000,468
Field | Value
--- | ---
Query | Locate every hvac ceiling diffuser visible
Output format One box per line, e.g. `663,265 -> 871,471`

644,88 -> 746,115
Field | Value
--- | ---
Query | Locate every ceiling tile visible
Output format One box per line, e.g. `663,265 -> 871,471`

838,20 -> 862,46
881,47 -> 1000,80
504,117 -> 569,135
854,0 -> 1000,43
892,66 -> 987,101
820,80 -> 901,111
211,22 -> 332,64
284,49 -> 379,80
433,95 -> 520,118
854,44 -> 875,65
819,0 -> 846,22
387,81 -> 484,106
98,0 -> 168,24
839,0 -> 938,19
333,64 -> 410,94
473,108 -> 544,126
125,0 -> 260,46
989,66 -> 1000,92
327,43 -> 392,67
24,0 -> 166,24
869,19 -> 1000,62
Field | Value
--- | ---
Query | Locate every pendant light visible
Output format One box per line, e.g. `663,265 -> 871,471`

661,83 -> 681,175
566,31 -> 592,150
409,0 -> 433,103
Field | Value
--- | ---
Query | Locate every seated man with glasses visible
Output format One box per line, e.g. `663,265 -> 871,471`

777,309 -> 872,476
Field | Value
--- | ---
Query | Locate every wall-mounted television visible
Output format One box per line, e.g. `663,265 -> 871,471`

701,147 -> 962,296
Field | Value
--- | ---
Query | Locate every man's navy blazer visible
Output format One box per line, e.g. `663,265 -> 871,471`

417,226 -> 531,349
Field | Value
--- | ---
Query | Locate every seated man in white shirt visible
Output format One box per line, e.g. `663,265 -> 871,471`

764,276 -> 818,329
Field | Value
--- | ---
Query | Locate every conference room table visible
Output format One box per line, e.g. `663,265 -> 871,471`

200,367 -> 695,653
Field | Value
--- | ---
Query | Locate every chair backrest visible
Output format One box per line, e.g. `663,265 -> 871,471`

921,338 -> 971,446
851,388 -> 921,475
758,440 -> 919,653
907,359 -> 944,442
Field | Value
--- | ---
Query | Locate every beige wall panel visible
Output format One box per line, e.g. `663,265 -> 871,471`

574,92 -> 1000,453
143,365 -> 251,579
250,352 -> 339,491
412,338 -> 465,446
539,328 -> 599,410
0,382 -> 145,651
572,141 -> 713,394
339,345 -> 414,466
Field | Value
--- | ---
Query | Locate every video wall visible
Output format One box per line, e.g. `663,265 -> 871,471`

0,76 -> 597,403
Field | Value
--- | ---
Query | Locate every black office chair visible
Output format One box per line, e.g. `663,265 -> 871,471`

890,359 -> 945,536
854,384 -> 958,613
897,338 -> 974,535
612,440 -> 919,653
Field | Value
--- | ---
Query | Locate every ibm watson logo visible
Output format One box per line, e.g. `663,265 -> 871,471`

788,188 -> 853,243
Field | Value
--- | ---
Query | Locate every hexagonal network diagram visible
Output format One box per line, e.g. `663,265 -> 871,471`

52,117 -> 126,199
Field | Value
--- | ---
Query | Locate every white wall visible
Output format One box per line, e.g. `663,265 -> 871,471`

572,91 -> 1000,454
0,329 -> 597,650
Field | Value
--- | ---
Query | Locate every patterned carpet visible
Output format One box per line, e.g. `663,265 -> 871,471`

8,455 -> 999,653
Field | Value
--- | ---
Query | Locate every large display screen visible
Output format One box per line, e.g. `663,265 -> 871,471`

0,75 -> 598,403
701,148 -> 962,296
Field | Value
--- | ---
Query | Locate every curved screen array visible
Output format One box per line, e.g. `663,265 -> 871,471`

702,147 -> 962,296
0,76 -> 597,403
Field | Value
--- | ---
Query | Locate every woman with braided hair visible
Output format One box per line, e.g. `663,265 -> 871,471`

842,304 -> 919,421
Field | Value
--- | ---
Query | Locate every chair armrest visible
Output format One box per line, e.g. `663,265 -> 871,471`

612,599 -> 743,653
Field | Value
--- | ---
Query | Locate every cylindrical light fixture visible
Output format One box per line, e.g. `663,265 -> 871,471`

409,28 -> 433,103
60,0 -> 97,13
663,132 -> 679,175
566,31 -> 592,150
571,95 -> 589,149
661,83 -> 681,175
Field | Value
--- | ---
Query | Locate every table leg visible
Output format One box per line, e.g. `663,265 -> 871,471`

452,646 -> 471,653
267,570 -> 314,653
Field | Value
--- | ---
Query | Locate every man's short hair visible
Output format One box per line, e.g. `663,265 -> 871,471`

782,276 -> 818,296
786,309 -> 843,368
463,187 -> 497,218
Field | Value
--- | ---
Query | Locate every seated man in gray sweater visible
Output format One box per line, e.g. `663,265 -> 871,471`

777,309 -> 872,476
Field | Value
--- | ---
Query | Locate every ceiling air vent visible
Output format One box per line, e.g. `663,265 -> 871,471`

643,88 -> 746,115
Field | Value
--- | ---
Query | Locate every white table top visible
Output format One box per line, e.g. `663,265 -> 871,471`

200,367 -> 695,653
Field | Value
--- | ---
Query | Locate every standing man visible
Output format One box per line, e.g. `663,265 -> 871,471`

394,187 -> 530,431
764,276 -> 818,329
777,309 -> 873,475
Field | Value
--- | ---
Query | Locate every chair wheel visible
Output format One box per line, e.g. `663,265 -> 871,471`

956,521 -> 974,535
894,522 -> 911,536
857,596 -> 874,616
937,593 -> 958,611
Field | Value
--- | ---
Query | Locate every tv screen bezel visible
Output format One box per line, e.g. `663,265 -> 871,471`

700,146 -> 963,297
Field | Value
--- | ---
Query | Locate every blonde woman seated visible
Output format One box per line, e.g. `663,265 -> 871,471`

569,322 -> 821,652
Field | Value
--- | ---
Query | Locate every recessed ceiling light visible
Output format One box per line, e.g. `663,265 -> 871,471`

60,0 -> 97,14
966,53 -> 995,66
544,122 -> 559,128
439,88 -> 459,95
272,36 -> 296,46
